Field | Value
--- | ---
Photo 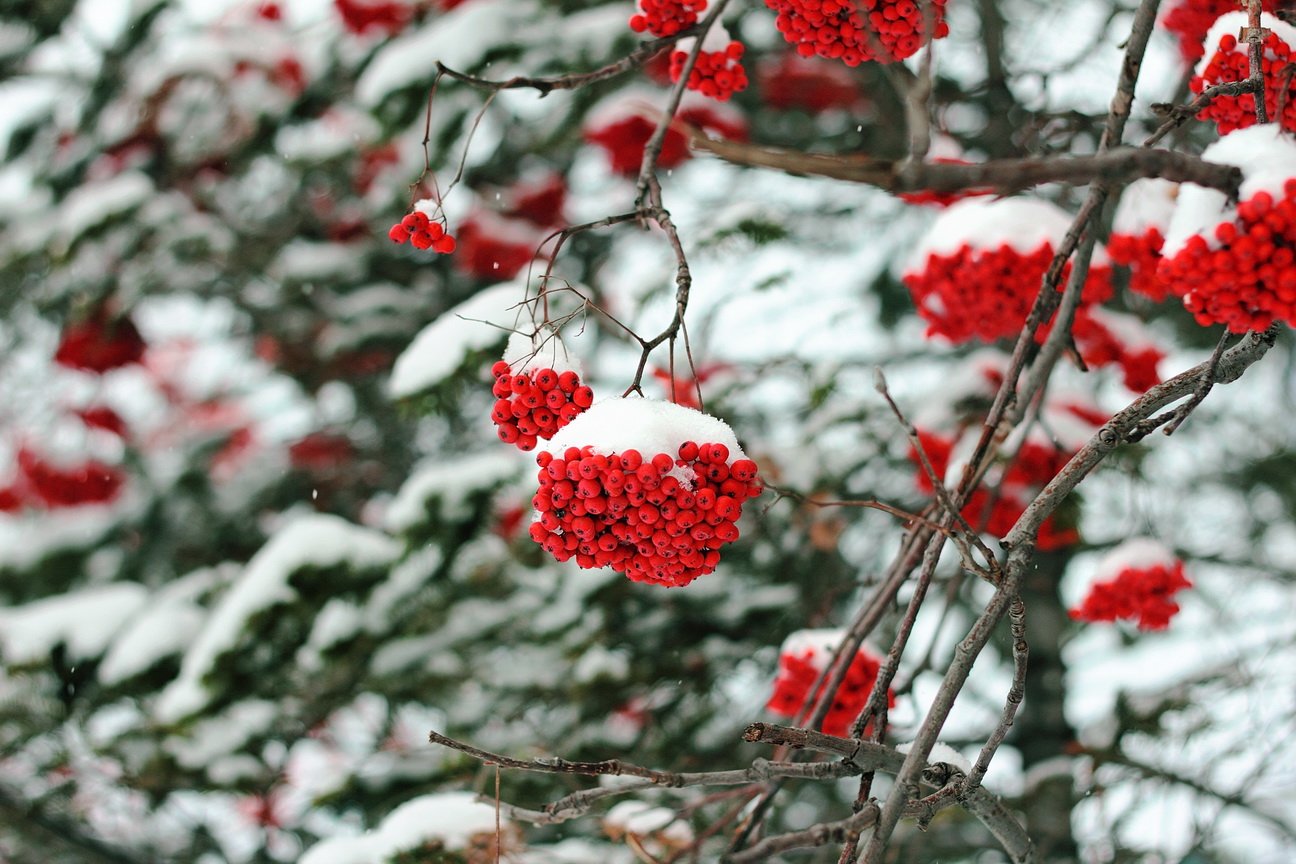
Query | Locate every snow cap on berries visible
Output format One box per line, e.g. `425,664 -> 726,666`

1190,12 -> 1296,134
766,628 -> 892,737
1109,178 -> 1179,301
541,395 -> 745,463
903,197 -> 1111,343
531,397 -> 759,587
1071,538 -> 1191,631
1162,125 -> 1296,258
1113,178 -> 1179,238
1161,0 -> 1280,62
908,196 -> 1090,263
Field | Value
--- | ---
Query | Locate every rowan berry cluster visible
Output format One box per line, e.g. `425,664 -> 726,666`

1162,0 -> 1278,62
1107,227 -> 1172,302
333,0 -> 414,37
528,441 -> 761,587
764,0 -> 950,66
55,309 -> 146,374
670,40 -> 749,101
388,209 -> 456,254
1159,183 -> 1296,332
0,448 -> 126,513
1190,17 -> 1296,135
1071,556 -> 1191,630
757,52 -> 865,113
1071,310 -> 1164,393
765,636 -> 893,737
629,0 -> 708,38
584,101 -> 746,176
903,242 -> 1112,343
490,360 -> 593,451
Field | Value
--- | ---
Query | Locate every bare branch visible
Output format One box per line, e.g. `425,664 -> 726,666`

688,137 -> 1242,197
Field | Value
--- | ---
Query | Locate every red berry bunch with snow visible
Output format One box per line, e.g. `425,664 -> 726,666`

757,52 -> 866,113
765,0 -> 950,66
584,93 -> 748,177
490,333 -> 593,451
765,630 -> 893,737
1106,178 -> 1179,303
334,0 -> 414,37
1159,125 -> 1296,332
902,197 -> 1113,344
670,28 -> 748,102
1162,0 -> 1279,62
0,447 -> 127,512
629,0 -> 707,38
1070,308 -> 1165,393
1189,13 -> 1296,134
528,398 -> 761,587
1070,538 -> 1191,630
55,308 -> 147,374
388,201 -> 457,254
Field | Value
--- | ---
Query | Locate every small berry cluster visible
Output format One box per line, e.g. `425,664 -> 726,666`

1162,0 -> 1278,62
55,309 -> 146,374
490,360 -> 593,451
764,0 -> 950,66
1107,227 -> 1172,302
765,635 -> 893,738
670,40 -> 749,101
1190,18 -> 1296,134
333,0 -> 414,37
0,447 -> 126,513
1071,549 -> 1191,631
388,209 -> 456,254
629,0 -> 707,37
904,242 -> 1113,343
1071,309 -> 1164,393
528,442 -> 761,587
1159,183 -> 1296,332
585,102 -> 747,177
757,52 -> 865,113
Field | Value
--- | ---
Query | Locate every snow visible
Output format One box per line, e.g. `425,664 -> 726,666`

1112,177 -> 1178,236
778,627 -> 851,666
1194,13 -> 1296,78
164,699 -> 278,772
154,514 -> 401,723
270,240 -> 366,283
384,450 -> 520,532
541,396 -> 747,462
58,171 -> 153,241
1162,125 -> 1296,257
896,740 -> 972,773
1095,537 -> 1178,579
604,800 -> 694,846
275,108 -> 379,162
98,567 -> 223,686
296,598 -> 364,671
906,196 -> 1077,264
388,280 -> 529,398
300,791 -> 504,863
0,583 -> 148,665
355,0 -> 539,105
